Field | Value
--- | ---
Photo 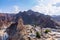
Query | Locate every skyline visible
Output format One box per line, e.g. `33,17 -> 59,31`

0,0 -> 60,15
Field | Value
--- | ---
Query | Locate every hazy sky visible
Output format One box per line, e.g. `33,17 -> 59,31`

0,0 -> 60,15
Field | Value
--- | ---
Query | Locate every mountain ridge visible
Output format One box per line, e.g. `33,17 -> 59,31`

0,10 -> 60,28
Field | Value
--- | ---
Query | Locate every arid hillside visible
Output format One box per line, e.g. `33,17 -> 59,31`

0,10 -> 60,28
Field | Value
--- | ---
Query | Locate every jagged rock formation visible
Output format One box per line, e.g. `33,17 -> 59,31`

6,18 -> 26,40
0,10 -> 60,40
0,13 -> 15,22
0,29 -> 8,40
17,17 -> 24,31
0,10 -> 60,28
15,10 -> 59,28
52,15 -> 60,22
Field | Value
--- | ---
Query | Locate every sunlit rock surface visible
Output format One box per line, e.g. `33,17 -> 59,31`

0,28 -> 8,40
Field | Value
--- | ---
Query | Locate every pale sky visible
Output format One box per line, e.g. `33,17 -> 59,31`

0,0 -> 60,15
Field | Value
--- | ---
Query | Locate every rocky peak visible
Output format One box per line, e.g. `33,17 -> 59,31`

17,17 -> 24,31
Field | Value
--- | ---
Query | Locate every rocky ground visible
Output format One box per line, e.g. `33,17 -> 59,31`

0,16 -> 59,40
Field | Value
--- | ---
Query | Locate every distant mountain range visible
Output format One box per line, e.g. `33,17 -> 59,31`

52,15 -> 60,22
0,10 -> 60,28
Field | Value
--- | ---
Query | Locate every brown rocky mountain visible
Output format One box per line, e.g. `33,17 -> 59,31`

0,10 -> 59,28
0,10 -> 60,40
6,18 -> 25,40
15,10 -> 59,28
52,15 -> 60,22
0,13 -> 15,28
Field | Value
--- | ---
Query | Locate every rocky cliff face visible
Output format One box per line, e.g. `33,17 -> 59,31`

0,10 -> 59,28
6,18 -> 25,40
0,10 -> 59,40
15,10 -> 59,28
0,13 -> 15,21
6,17 -> 57,40
52,15 -> 60,22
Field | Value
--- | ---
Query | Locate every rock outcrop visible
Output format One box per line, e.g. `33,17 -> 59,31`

0,10 -> 59,28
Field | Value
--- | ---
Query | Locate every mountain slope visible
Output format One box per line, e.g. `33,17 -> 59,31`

52,15 -> 60,22
0,10 -> 59,28
15,10 -> 59,28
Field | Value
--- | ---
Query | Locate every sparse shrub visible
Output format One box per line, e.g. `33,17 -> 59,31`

36,32 -> 41,38
44,29 -> 51,33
